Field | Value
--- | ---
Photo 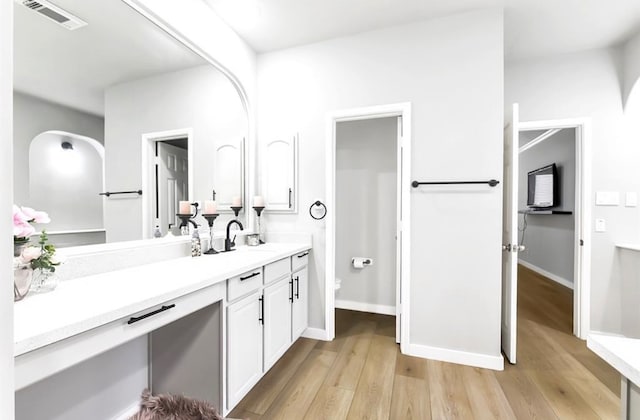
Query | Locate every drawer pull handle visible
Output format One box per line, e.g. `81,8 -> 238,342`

127,304 -> 175,325
297,252 -> 309,258
240,272 -> 260,281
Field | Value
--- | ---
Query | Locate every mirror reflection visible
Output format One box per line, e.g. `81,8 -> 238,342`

13,0 -> 249,247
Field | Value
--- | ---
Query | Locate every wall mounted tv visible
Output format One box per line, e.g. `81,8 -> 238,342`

527,163 -> 558,209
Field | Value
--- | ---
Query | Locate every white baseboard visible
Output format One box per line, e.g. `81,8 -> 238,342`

302,327 -> 330,341
406,343 -> 504,371
335,299 -> 395,316
112,401 -> 140,420
518,259 -> 574,290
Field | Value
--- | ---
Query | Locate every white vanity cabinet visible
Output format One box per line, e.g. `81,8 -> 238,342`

263,275 -> 293,371
227,290 -> 263,408
262,134 -> 298,212
291,251 -> 309,340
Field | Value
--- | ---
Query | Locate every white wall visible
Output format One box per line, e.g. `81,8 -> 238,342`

336,117 -> 397,310
258,8 -> 504,366
13,92 -> 104,209
506,47 -> 640,334
518,129 -> 575,286
1,1 -> 15,418
104,65 -> 246,242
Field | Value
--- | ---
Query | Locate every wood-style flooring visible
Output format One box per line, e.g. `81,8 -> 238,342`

229,265 -> 620,419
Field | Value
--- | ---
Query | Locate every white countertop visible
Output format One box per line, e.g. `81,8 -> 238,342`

14,243 -> 310,357
587,332 -> 640,387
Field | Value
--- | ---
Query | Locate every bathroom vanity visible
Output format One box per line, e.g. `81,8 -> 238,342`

14,243 -> 311,417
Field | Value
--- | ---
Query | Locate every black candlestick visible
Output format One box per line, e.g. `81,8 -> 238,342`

253,206 -> 265,244
231,206 -> 243,217
203,213 -> 219,254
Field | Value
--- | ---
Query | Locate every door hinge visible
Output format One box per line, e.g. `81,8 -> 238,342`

580,239 -> 584,246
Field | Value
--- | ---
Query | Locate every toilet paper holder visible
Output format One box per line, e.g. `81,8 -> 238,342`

351,257 -> 373,268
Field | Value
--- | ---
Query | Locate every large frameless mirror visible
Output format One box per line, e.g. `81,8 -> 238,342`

13,0 -> 249,247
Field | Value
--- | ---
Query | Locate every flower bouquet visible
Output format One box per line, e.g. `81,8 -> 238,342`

13,205 -> 60,300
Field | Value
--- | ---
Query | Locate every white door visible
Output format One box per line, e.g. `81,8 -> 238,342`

292,266 -> 308,340
263,134 -> 297,212
502,103 -> 520,364
396,116 -> 402,344
263,276 -> 292,371
227,291 -> 263,408
157,142 -> 188,234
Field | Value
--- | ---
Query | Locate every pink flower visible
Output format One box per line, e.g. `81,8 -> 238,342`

21,246 -> 41,262
13,221 -> 35,238
21,207 -> 50,224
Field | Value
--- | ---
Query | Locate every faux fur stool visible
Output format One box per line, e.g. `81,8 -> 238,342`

129,389 -> 227,420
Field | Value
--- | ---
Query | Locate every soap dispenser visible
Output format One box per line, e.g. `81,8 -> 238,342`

191,229 -> 202,257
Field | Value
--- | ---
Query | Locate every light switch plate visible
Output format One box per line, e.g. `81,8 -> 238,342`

626,192 -> 638,207
596,191 -> 620,206
595,219 -> 606,232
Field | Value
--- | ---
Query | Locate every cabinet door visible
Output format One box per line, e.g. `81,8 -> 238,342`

214,137 -> 245,211
292,266 -> 308,340
227,291 -> 262,408
262,134 -> 297,212
263,276 -> 293,371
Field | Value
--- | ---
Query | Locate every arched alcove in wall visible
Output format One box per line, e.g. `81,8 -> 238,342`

28,130 -> 105,233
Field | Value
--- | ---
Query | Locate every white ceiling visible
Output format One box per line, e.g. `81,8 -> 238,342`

14,0 -> 204,115
203,0 -> 640,60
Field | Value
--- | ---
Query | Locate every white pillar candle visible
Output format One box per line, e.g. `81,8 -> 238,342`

203,200 -> 217,214
178,201 -> 191,214
253,195 -> 264,207
231,196 -> 242,207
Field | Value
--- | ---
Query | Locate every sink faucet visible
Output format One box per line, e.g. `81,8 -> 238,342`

225,220 -> 244,252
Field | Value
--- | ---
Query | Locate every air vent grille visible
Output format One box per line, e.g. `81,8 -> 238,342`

15,0 -> 87,30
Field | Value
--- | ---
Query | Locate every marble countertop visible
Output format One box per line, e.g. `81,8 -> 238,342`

587,332 -> 640,387
14,243 -> 310,357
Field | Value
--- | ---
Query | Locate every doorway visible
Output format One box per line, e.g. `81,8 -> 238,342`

518,120 -> 591,340
141,128 -> 194,239
325,103 -> 411,351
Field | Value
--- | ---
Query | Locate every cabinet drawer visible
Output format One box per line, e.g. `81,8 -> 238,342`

292,250 -> 309,272
228,268 -> 263,302
264,258 -> 290,285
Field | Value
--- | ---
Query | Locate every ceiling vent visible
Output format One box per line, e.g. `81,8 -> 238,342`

14,0 -> 87,30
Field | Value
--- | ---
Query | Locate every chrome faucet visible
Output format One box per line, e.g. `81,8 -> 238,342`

225,220 -> 244,252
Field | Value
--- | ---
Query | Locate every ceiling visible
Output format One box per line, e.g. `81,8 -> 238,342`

203,0 -> 640,60
14,0 -> 204,115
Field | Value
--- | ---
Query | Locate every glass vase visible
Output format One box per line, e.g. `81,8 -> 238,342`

13,262 -> 32,301
31,268 -> 59,293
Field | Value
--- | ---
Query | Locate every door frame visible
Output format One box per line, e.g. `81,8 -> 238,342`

325,102 -> 411,353
518,117 -> 592,339
141,128 -> 194,239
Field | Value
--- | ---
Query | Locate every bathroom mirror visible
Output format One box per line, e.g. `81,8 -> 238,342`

13,0 -> 249,247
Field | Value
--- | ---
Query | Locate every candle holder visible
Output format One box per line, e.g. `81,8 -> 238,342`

176,202 -> 199,236
253,206 -> 265,244
177,214 -> 194,236
231,206 -> 243,217
203,213 -> 219,254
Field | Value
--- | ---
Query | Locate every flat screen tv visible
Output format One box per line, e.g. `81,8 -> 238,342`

527,163 -> 558,209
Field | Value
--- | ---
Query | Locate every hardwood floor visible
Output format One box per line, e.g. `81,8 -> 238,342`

229,265 -> 620,419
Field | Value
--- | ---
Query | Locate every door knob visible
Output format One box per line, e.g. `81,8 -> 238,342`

515,245 -> 525,252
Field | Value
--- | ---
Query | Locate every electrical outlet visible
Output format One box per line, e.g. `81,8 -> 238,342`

626,192 -> 638,207
595,219 -> 606,232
